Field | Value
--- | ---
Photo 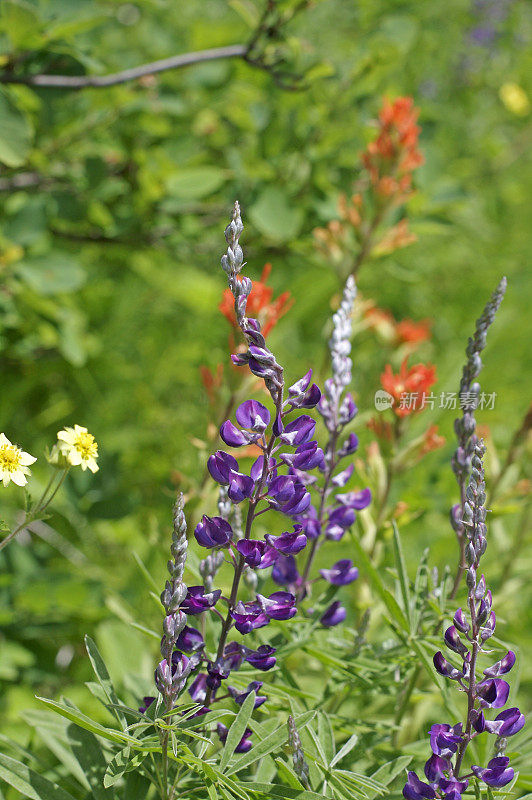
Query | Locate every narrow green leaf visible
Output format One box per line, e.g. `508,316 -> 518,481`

35,697 -> 136,746
85,635 -> 127,729
243,783 -> 328,799
226,711 -> 316,777
392,522 -> 412,622
350,534 -> 410,632
317,711 -> 335,766
132,551 -> 161,592
274,758 -> 305,790
330,733 -> 359,768
369,755 -> 412,794
0,753 -> 77,800
220,691 -> 256,772
103,746 -> 147,788
64,724 -> 114,799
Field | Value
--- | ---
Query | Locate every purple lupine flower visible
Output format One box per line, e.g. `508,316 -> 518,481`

220,420 -> 249,447
280,441 -> 325,470
403,771 -> 436,800
227,470 -> 255,503
139,696 -> 155,714
484,707 -> 525,736
236,538 -> 267,567
453,608 -> 469,633
217,723 -> 253,753
472,757 -> 514,788
194,515 -> 233,548
320,559 -> 359,585
223,641 -> 244,671
272,554 -> 303,592
443,626 -> 468,656
429,723 -> 462,758
188,672 -> 208,702
297,504 -> 321,539
257,591 -> 297,621
181,586 -> 221,615
206,658 -> 230,690
250,454 -> 277,483
320,601 -> 347,627
335,488 -> 372,510
287,370 -> 321,409
175,626 -> 204,653
279,415 -> 316,447
483,650 -> 516,677
235,399 -> 270,433
325,505 -> 357,540
231,600 -> 270,634
268,474 -> 311,515
208,450 -> 239,484
228,681 -> 267,708
265,526 -> 307,555
337,432 -> 358,457
330,463 -> 354,487
241,644 -> 276,670
433,652 -> 464,681
476,678 -> 510,708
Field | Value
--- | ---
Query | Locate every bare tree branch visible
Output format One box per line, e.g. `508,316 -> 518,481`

0,44 -> 248,89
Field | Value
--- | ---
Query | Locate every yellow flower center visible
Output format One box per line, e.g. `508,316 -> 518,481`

0,444 -> 23,473
73,431 -> 98,460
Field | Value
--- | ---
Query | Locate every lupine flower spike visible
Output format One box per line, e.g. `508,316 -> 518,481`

295,276 -> 370,610
450,277 -> 506,595
144,202 -> 335,755
403,441 -> 524,799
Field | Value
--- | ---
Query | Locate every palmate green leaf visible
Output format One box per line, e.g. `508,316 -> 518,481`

0,753 -> 77,800
226,711 -> 316,777
350,533 -> 410,632
220,691 -> 256,772
85,635 -> 127,729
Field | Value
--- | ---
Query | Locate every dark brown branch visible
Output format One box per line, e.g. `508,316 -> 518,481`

0,44 -> 247,89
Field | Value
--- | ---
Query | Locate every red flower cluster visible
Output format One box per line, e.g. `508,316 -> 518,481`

381,358 -> 437,417
313,96 -> 423,270
219,263 -> 293,338
365,304 -> 432,348
361,96 -> 424,199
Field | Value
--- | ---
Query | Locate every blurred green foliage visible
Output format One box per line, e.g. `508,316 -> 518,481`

0,0 -> 531,794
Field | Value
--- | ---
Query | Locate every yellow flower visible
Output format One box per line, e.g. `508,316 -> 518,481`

0,433 -> 37,487
499,83 -> 530,117
57,425 -> 99,473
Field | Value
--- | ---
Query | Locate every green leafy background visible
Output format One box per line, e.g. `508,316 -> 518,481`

0,0 -> 531,797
